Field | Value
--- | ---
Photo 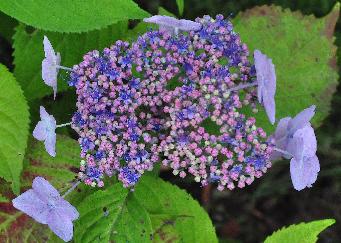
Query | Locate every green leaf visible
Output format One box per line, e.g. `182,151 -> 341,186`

74,185 -> 151,243
0,12 -> 17,43
176,0 -> 185,16
0,0 -> 149,33
74,176 -> 218,243
0,64 -> 29,194
0,207 -> 51,242
264,219 -> 336,243
233,3 -> 339,133
0,193 -> 8,203
135,176 -> 218,243
22,135 -> 80,191
13,22 -> 129,100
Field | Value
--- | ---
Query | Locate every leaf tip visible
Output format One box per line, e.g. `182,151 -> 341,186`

333,1 -> 340,12
321,218 -> 336,226
323,1 -> 340,39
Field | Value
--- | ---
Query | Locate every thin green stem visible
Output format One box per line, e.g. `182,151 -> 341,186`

226,81 -> 258,92
62,180 -> 81,198
56,122 -> 72,128
274,147 -> 292,158
56,65 -> 72,71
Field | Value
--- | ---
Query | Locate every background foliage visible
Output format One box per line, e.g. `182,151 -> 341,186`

0,0 -> 340,242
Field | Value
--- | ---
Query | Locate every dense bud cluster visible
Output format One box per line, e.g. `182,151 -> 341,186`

70,14 -> 273,189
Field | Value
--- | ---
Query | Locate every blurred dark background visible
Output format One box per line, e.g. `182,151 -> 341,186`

1,0 -> 340,242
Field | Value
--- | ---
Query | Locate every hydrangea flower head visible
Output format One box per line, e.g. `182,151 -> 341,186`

287,125 -> 320,190
144,15 -> 201,35
254,49 -> 276,124
33,106 -> 57,157
69,14 -> 274,191
12,177 -> 79,242
42,36 -> 61,99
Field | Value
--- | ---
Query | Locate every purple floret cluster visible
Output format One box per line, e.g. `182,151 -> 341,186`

69,14 -> 273,190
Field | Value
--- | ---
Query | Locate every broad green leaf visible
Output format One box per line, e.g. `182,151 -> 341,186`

0,206 -> 51,243
233,3 -> 339,133
22,135 -> 81,191
0,64 -> 29,194
13,22 -> 128,100
176,0 -> 185,16
0,12 -> 17,43
264,219 -> 335,243
74,185 -> 151,243
0,194 -> 8,203
149,214 -> 182,241
74,176 -> 218,243
135,176 -> 218,243
0,0 -> 149,33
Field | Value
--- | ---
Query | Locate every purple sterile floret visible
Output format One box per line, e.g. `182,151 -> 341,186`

254,49 -> 276,124
270,106 -> 319,190
33,106 -> 57,157
12,177 -> 79,242
42,36 -> 61,99
287,125 -> 320,191
271,105 -> 316,160
287,105 -> 316,135
144,15 -> 201,34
